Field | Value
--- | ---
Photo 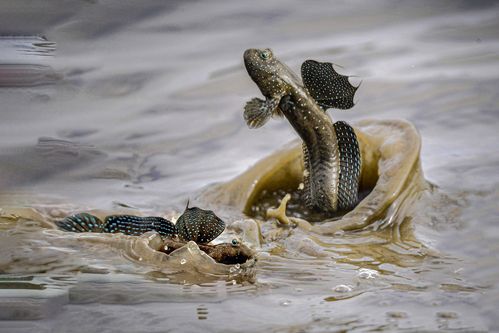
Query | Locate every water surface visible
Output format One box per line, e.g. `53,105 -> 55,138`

0,1 -> 498,332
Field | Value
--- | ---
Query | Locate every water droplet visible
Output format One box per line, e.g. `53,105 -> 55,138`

138,257 -> 143,262
358,268 -> 379,279
386,311 -> 408,319
180,258 -> 187,265
163,245 -> 169,251
231,279 -> 237,285
333,284 -> 353,293
436,312 -> 458,319
234,264 -> 241,269
279,300 -> 292,306
229,266 -> 236,273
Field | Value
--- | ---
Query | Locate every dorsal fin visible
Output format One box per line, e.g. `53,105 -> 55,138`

175,206 -> 225,243
301,60 -> 359,110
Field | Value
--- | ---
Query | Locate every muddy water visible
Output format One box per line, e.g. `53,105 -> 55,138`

1,1 -> 498,332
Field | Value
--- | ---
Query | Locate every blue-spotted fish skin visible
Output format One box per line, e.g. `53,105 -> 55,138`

56,207 -> 226,244
175,206 -> 225,244
104,215 -> 177,237
55,213 -> 105,232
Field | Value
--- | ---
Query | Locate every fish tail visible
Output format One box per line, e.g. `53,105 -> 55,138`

55,213 -> 105,233
103,215 -> 177,237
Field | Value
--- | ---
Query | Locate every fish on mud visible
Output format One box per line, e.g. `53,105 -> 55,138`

243,48 -> 361,214
55,203 -> 225,244
161,238 -> 254,265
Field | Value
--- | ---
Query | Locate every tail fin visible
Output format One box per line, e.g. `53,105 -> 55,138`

55,213 -> 105,233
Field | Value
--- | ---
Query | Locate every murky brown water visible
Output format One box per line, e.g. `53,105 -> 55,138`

1,1 -> 498,332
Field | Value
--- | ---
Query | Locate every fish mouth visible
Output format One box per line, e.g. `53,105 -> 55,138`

243,48 -> 253,59
243,48 -> 258,59
243,49 -> 258,71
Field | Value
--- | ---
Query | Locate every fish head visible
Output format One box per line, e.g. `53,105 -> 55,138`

216,239 -> 255,265
244,48 -> 293,98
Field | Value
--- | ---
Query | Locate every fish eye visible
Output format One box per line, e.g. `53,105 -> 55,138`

231,239 -> 239,246
259,50 -> 271,60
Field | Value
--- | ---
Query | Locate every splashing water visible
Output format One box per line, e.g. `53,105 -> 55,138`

0,0 -> 498,332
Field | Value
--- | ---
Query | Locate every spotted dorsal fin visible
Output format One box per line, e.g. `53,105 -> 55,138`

301,60 -> 359,110
175,206 -> 225,243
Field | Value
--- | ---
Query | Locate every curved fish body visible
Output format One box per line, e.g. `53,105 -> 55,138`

56,204 -> 225,244
243,48 -> 361,212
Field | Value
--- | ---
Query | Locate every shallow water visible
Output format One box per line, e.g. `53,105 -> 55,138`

1,1 -> 499,332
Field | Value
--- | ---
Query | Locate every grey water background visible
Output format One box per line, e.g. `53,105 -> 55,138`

0,0 -> 498,332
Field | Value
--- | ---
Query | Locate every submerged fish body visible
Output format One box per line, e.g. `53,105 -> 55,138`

56,205 -> 225,244
243,48 -> 361,213
56,213 -> 105,233
104,215 -> 177,237
161,238 -> 254,265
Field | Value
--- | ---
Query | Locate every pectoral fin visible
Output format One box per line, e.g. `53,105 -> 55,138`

301,60 -> 359,110
244,97 -> 280,128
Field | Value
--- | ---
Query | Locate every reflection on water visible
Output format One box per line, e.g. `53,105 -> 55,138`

1,0 -> 498,332
0,36 -> 58,87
